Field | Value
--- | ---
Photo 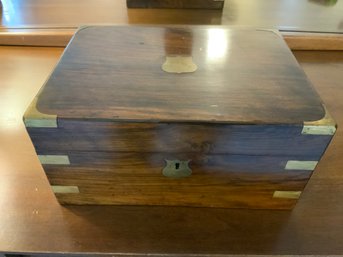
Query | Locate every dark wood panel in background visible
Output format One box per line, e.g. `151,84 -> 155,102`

126,0 -> 225,9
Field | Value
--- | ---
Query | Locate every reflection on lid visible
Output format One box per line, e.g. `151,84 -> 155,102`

207,29 -> 229,61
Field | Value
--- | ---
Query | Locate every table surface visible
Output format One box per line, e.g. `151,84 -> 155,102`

0,0 -> 342,32
0,0 -> 342,50
1,0 -> 343,256
0,45 -> 343,257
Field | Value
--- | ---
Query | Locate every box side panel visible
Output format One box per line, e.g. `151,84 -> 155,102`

40,152 -> 312,209
27,120 -> 333,158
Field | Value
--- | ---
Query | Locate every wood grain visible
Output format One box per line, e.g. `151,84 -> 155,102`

41,152 -> 312,208
47,167 -> 308,209
34,26 -> 325,124
39,151 -> 316,172
28,120 -> 332,157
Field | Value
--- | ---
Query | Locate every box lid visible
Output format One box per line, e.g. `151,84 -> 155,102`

26,26 -> 326,125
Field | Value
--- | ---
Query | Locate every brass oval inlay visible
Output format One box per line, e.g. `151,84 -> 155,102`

162,56 -> 197,74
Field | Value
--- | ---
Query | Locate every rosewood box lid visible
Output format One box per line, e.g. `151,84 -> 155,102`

25,26 -> 326,126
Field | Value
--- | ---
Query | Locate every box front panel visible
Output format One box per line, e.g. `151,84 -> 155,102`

26,118 -> 334,208
37,151 -> 316,209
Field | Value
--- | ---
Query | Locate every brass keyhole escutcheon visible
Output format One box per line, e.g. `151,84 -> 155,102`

162,160 -> 192,178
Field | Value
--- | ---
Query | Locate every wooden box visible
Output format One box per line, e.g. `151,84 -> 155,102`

126,0 -> 225,9
24,26 -> 336,209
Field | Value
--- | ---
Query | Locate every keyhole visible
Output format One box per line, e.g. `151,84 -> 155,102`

163,160 -> 192,178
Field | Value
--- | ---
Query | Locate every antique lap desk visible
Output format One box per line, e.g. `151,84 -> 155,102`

23,26 -> 336,209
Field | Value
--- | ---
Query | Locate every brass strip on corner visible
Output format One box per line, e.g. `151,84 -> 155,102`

38,155 -> 70,165
52,186 -> 79,194
273,191 -> 302,199
302,105 -> 336,135
302,125 -> 336,135
24,97 -> 57,128
285,160 -> 318,171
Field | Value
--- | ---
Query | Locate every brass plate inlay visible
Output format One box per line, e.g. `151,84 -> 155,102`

302,125 -> 336,135
285,160 -> 318,171
24,97 -> 57,128
162,56 -> 197,74
38,155 -> 70,165
52,186 -> 79,194
273,191 -> 302,199
302,105 -> 336,135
